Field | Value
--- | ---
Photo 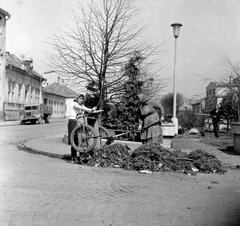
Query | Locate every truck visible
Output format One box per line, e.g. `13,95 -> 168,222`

20,104 -> 53,124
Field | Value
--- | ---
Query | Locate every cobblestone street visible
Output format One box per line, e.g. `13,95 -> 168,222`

0,122 -> 240,225
1,144 -> 240,226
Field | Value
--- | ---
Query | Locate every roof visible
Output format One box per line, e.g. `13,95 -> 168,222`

0,8 -> 11,18
6,53 -> 44,80
42,82 -> 77,98
179,102 -> 193,111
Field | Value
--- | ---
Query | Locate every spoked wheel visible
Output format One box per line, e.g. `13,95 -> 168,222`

99,126 -> 110,146
70,124 -> 97,153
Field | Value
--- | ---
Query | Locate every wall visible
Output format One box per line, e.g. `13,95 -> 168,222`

4,68 -> 41,120
0,11 -> 7,121
43,93 -> 66,119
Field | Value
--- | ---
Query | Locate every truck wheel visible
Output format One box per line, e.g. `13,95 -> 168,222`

31,120 -> 37,124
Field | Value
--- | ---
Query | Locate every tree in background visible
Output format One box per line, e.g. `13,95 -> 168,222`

161,93 -> 184,119
221,90 -> 238,122
46,0 -> 165,110
102,52 -> 144,132
178,110 -> 205,130
218,58 -> 240,121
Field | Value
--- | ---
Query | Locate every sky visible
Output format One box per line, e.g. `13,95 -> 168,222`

1,0 -> 240,99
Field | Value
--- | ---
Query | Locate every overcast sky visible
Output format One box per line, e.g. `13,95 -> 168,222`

1,0 -> 240,99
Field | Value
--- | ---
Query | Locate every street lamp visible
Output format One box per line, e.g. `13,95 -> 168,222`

171,23 -> 182,135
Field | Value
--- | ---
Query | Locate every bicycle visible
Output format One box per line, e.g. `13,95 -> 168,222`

69,110 -> 110,156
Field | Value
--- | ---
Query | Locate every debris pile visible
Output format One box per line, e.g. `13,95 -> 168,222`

124,143 -> 226,174
87,143 -> 130,168
87,142 -> 226,174
124,143 -> 190,172
187,149 -> 226,174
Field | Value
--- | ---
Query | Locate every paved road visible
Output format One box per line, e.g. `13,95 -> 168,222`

0,121 -> 240,225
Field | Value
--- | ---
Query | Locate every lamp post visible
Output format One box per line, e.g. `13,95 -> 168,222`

171,23 -> 182,135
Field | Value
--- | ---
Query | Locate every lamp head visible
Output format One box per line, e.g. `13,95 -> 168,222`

171,23 -> 182,38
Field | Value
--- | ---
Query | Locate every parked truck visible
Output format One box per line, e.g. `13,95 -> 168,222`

20,104 -> 53,124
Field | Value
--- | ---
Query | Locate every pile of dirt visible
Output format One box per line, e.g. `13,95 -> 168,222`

187,149 -> 226,173
124,143 -> 190,172
87,142 -> 227,174
87,143 -> 130,168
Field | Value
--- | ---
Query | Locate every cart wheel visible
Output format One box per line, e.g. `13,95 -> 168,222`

70,124 -> 97,153
99,126 -> 110,145
79,152 -> 91,164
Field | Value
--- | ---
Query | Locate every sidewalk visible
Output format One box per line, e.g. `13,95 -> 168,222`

22,134 -> 72,160
0,120 -> 21,127
0,118 -> 66,127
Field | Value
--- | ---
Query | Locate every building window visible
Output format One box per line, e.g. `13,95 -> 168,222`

8,81 -> 11,102
30,87 -> 34,103
35,89 -> 39,102
18,83 -> 22,103
12,82 -> 16,103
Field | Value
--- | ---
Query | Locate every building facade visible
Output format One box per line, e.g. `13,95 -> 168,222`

0,8 -> 11,121
205,82 -> 229,113
4,53 -> 45,120
191,99 -> 205,114
42,82 -> 76,118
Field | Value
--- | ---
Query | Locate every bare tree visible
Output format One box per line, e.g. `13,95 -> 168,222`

219,58 -> 240,121
46,0 -> 166,108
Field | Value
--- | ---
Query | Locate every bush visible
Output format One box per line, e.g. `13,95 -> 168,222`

178,110 -> 205,130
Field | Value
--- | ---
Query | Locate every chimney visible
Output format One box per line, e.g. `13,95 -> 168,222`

230,76 -> 233,83
58,76 -> 60,84
23,59 -> 33,72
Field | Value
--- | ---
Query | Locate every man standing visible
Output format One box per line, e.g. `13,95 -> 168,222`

210,104 -> 224,138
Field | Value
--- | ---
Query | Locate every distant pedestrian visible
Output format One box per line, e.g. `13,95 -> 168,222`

210,103 -> 224,138
137,94 -> 164,144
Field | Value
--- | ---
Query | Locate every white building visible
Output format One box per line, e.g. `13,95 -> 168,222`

42,82 -> 76,118
4,53 -> 45,120
0,8 -> 11,121
205,82 -> 229,113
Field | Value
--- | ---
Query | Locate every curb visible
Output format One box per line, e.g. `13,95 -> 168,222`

18,143 -> 71,160
0,121 -> 21,127
0,118 -> 67,127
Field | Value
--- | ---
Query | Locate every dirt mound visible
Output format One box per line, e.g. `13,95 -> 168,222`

87,143 -> 130,168
87,142 -> 227,174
